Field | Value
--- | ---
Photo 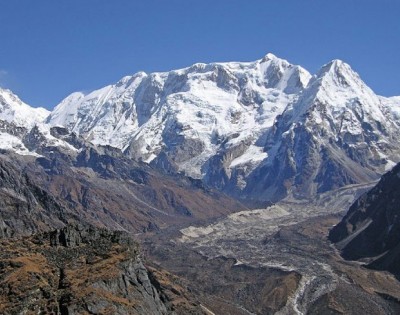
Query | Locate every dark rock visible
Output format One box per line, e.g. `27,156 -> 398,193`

329,162 -> 400,278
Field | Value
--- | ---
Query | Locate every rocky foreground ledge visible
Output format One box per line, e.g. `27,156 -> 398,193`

0,225 -> 206,315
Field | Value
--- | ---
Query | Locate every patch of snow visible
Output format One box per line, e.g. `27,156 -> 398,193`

230,145 -> 267,168
0,132 -> 41,157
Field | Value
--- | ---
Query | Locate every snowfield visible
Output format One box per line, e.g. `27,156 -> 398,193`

1,53 -> 400,201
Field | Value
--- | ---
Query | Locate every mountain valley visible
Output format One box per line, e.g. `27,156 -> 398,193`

1,53 -> 400,314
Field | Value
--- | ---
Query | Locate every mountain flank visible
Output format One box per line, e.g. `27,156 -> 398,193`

0,224 -> 206,315
330,162 -> 400,279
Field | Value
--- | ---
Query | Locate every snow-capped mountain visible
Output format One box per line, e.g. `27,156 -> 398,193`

1,53 -> 400,202
0,88 -> 49,127
243,59 -> 400,200
47,53 -> 311,179
0,88 -> 78,156
47,53 -> 400,201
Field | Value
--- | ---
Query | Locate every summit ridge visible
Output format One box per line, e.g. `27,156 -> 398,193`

1,53 -> 400,202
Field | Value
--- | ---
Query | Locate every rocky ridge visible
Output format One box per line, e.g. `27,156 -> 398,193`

329,161 -> 400,278
0,224 -> 206,314
0,129 -> 246,237
0,155 -> 71,238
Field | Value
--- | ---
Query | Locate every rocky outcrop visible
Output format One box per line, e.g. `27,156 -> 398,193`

0,138 -> 212,314
329,162 -> 400,278
0,156 -> 70,238
0,225 -> 206,315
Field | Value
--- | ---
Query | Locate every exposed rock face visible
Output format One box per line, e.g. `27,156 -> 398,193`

0,127 -> 246,237
0,225 -> 205,315
0,156 -> 70,238
0,137 -> 212,314
329,162 -> 400,278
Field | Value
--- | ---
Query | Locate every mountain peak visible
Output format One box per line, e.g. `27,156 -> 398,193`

114,72 -> 148,90
316,59 -> 357,82
305,58 -> 374,100
262,52 -> 278,61
260,53 -> 290,66
0,87 -> 21,105
327,58 -> 345,67
1,55 -> 400,206
0,88 -> 49,127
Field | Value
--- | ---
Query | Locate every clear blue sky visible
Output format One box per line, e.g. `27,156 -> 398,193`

0,0 -> 399,109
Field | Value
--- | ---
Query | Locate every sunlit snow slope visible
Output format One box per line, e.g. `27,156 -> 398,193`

1,53 -> 400,202
48,54 -> 311,178
0,88 -> 78,156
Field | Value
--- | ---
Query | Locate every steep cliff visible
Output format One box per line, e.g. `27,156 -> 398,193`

0,225 -> 206,315
329,162 -> 400,278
